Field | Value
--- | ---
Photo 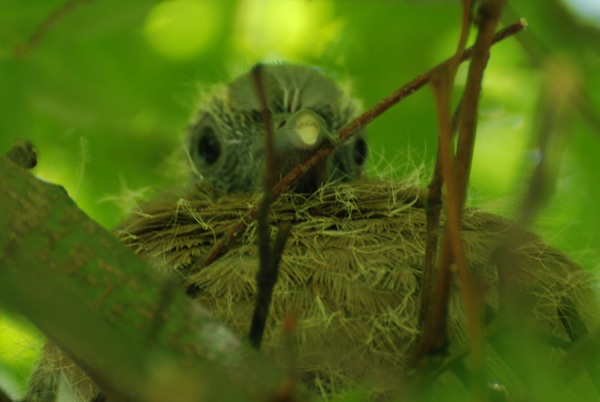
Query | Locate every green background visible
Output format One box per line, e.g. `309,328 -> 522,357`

1,0 -> 599,398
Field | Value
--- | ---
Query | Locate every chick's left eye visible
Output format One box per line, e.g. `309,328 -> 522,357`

353,137 -> 368,166
197,127 -> 221,166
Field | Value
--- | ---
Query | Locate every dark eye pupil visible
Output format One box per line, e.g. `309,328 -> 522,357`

353,138 -> 367,166
197,128 -> 221,165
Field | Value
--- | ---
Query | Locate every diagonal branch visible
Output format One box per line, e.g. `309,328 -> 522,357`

0,154 -> 311,401
14,0 -> 95,56
194,20 -> 527,273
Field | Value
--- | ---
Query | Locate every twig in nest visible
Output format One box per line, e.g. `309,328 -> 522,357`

417,0 -> 475,336
248,65 -> 291,350
419,99 -> 462,326
418,0 -> 474,327
193,20 -> 527,277
249,222 -> 291,349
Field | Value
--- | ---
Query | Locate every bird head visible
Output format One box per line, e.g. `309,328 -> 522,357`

187,64 -> 368,193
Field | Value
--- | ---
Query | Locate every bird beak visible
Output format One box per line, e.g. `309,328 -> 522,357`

272,109 -> 332,192
274,108 -> 329,150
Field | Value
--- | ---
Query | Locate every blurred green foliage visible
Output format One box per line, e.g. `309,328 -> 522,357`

1,0 -> 599,398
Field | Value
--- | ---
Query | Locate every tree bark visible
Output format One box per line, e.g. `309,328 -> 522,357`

0,155 -> 306,401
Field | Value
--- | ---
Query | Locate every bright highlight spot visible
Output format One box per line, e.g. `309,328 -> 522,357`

234,0 -> 343,61
562,0 -> 600,25
143,0 -> 220,60
0,315 -> 43,397
296,125 -> 319,146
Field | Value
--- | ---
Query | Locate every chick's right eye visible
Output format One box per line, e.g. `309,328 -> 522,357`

353,137 -> 368,166
196,127 -> 221,166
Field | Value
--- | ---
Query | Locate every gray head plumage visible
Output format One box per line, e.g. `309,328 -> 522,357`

187,64 -> 368,193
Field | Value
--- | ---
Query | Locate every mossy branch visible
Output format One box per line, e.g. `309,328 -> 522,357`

0,155 -> 310,401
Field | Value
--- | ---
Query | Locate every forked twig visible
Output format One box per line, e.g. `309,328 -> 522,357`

191,19 -> 527,281
412,0 -> 508,373
418,0 -> 477,356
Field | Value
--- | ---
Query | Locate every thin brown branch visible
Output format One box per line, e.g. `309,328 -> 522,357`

417,0 -> 473,333
249,222 -> 292,347
271,222 -> 292,272
253,63 -> 276,286
413,0 -> 508,370
14,0 -> 94,56
455,0 -> 475,72
248,64 -> 282,349
194,19 -> 527,274
249,227 -> 288,349
452,0 -> 507,368
418,151 -> 442,326
253,63 -> 277,193
456,0 -> 507,193
417,67 -> 457,360
412,0 -> 474,363
419,99 -> 463,327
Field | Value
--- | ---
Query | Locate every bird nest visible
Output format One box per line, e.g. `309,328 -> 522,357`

115,179 -> 598,397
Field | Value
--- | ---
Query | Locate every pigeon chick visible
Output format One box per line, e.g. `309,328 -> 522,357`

25,64 -> 598,401
24,63 -> 368,402
187,64 -> 368,193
